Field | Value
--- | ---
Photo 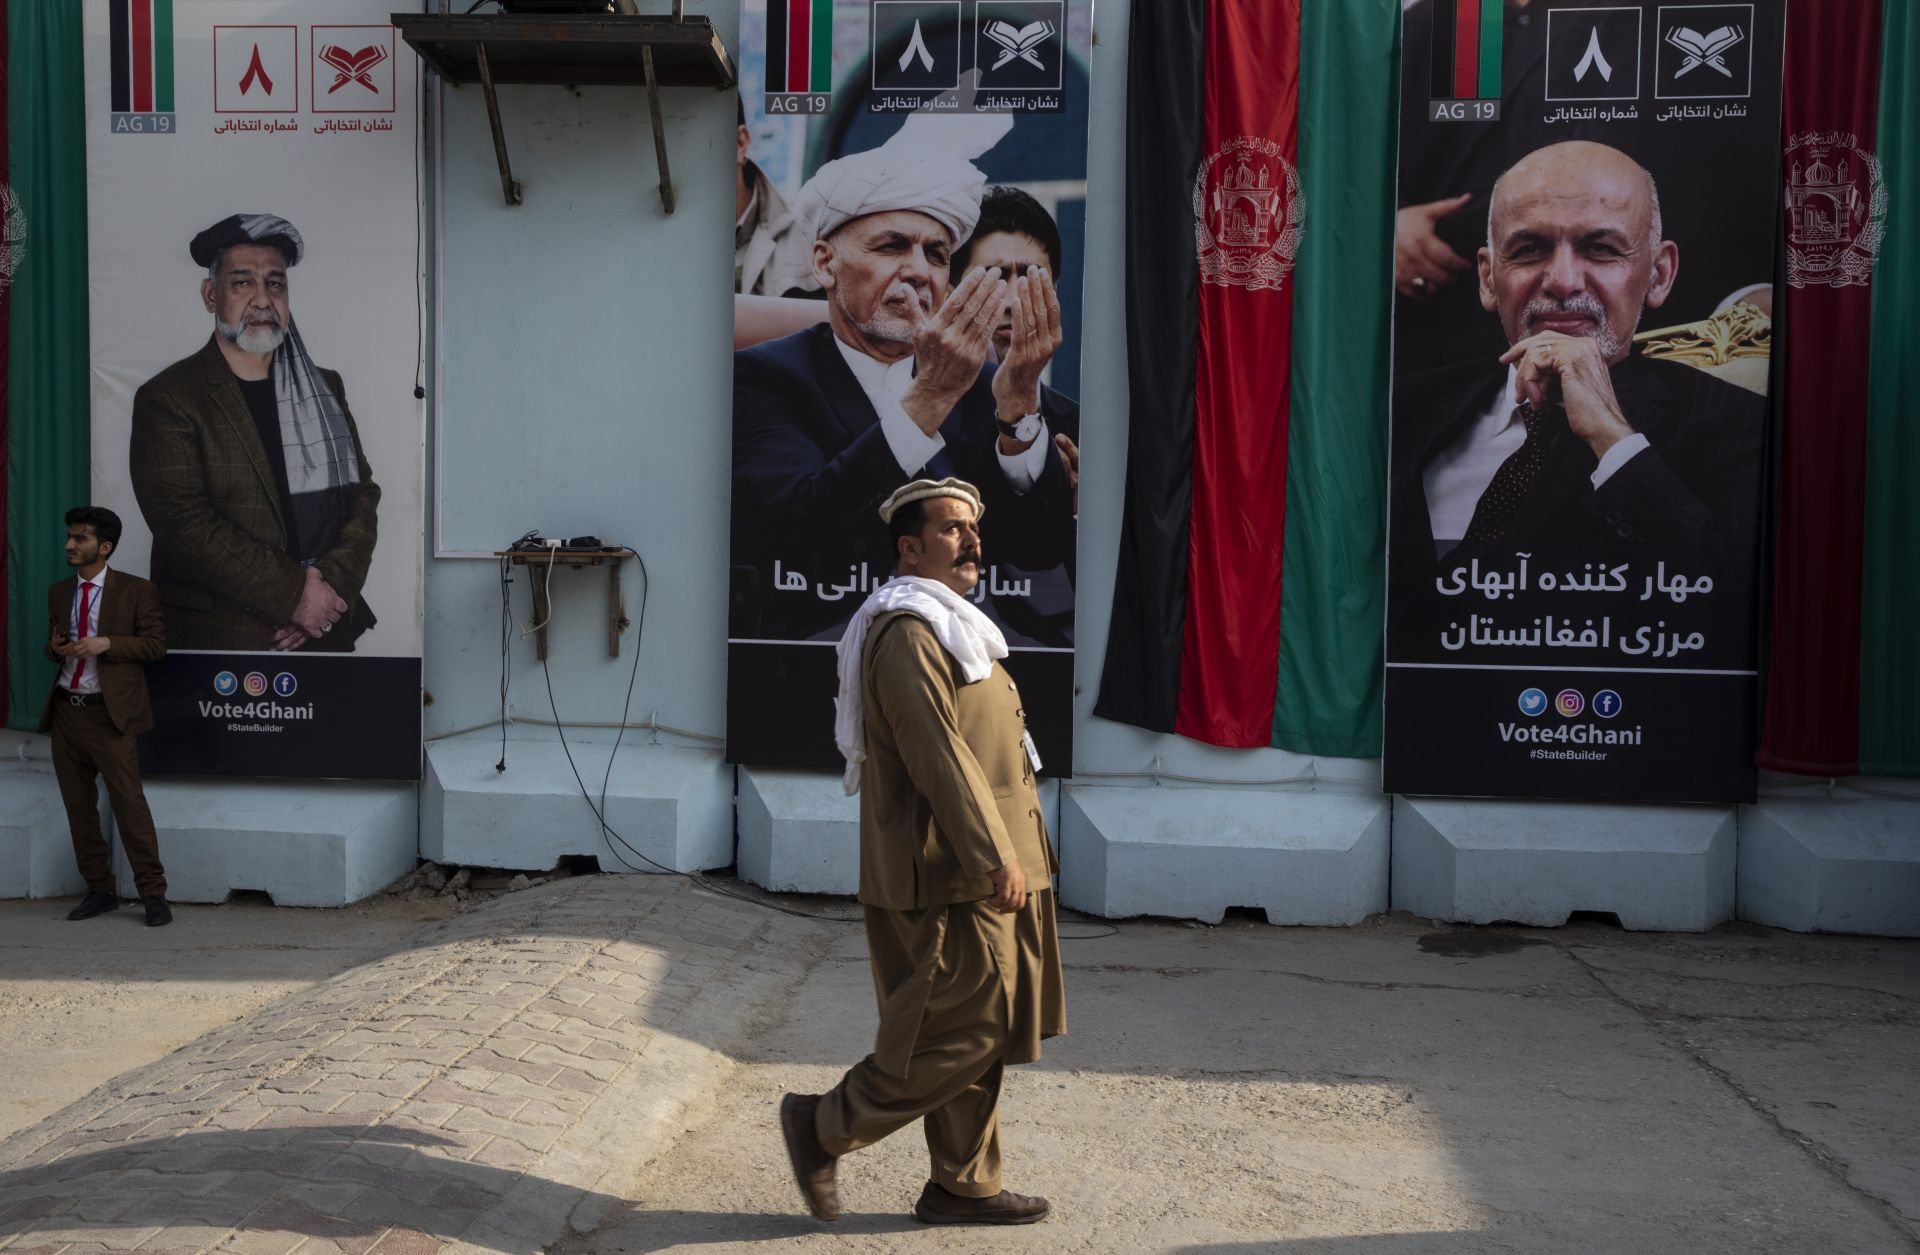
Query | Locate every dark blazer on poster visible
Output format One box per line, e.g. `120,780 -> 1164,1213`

1389,354 -> 1766,612
129,337 -> 379,651
39,569 -> 168,736
731,324 -> 1077,641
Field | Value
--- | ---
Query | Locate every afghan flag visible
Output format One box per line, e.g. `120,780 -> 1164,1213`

107,0 -> 175,116
1758,0 -> 1920,776
765,0 -> 831,95
2,0 -> 90,729
1097,0 -> 1396,754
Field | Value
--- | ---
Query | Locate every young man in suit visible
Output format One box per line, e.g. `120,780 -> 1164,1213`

41,507 -> 172,926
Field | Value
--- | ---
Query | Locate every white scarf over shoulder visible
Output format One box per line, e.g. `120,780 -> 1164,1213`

834,576 -> 1008,796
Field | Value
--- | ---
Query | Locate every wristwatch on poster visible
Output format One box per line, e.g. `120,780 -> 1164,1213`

996,411 -> 1043,444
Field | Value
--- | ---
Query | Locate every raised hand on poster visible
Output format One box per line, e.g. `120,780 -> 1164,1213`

1395,193 -> 1474,299
1500,331 -> 1638,460
991,266 -> 1063,441
903,267 -> 1007,436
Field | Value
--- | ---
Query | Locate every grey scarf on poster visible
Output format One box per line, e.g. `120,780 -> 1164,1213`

272,319 -> 361,563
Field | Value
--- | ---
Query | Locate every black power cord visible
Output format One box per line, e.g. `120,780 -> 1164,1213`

504,545 -> 1113,936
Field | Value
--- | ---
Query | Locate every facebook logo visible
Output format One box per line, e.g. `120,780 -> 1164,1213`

1593,689 -> 1623,719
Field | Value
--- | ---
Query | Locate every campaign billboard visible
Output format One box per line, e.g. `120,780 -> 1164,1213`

1384,0 -> 1785,802
84,0 -> 422,778
727,0 -> 1092,773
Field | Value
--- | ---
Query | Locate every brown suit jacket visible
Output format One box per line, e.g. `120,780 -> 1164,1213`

856,611 -> 1058,911
129,335 -> 379,650
39,568 -> 168,736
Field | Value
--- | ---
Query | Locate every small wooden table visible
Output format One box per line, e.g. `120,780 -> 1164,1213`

493,548 -> 632,659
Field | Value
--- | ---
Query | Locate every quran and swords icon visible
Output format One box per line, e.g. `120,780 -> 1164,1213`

983,19 -> 1056,72
319,44 -> 389,95
1665,24 -> 1745,78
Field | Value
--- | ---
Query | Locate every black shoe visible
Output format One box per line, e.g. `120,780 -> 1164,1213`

779,1093 -> 840,1221
144,896 -> 173,927
913,1181 -> 1051,1226
68,891 -> 119,921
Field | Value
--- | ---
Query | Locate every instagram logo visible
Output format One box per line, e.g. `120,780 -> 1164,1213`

1555,689 -> 1585,717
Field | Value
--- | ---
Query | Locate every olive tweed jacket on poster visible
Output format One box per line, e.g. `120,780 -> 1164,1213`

129,336 -> 380,650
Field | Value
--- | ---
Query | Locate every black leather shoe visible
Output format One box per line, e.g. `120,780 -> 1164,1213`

67,891 -> 119,921
914,1181 -> 1050,1225
779,1092 -> 840,1221
144,896 -> 172,927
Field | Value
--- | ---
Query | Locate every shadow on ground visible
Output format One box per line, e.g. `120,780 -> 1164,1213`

0,1124 -> 608,1253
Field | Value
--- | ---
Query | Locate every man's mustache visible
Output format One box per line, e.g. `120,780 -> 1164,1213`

956,548 -> 981,566
1521,294 -> 1606,329
244,311 -> 283,328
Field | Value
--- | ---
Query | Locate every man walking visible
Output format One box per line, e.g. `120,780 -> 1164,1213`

40,507 -> 171,926
781,477 -> 1064,1225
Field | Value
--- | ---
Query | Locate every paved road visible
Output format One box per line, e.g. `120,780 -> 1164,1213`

0,877 -> 1913,1254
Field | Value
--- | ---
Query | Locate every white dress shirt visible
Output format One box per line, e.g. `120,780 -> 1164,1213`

59,569 -> 106,694
832,337 -> 1050,493
1424,365 -> 1650,543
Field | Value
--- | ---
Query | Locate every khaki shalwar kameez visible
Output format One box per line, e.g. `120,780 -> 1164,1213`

815,611 -> 1066,1198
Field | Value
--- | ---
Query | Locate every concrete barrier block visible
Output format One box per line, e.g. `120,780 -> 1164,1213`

735,770 -> 1063,898
1738,798 -> 1920,937
1392,797 -> 1736,931
1057,784 -> 1389,925
0,770 -> 92,899
424,737 -> 731,874
111,779 -> 418,906
736,769 -> 858,895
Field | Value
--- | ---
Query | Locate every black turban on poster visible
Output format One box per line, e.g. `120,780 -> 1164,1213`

189,213 -> 304,268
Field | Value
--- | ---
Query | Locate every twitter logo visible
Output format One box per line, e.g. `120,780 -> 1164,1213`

1518,688 -> 1548,717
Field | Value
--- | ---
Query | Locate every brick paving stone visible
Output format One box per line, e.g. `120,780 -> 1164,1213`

518,1045 -> 619,1084
252,1111 -> 370,1133
410,1083 -> 516,1120
240,1202 -> 379,1255
469,1074 -> 588,1113
452,1052 -> 559,1088
524,998 -> 620,1029
335,1188 -> 467,1242
434,1111 -> 555,1154
465,1139 -> 535,1174
365,1227 -> 444,1255
16,1224 -> 161,1250
217,1228 -> 309,1255
542,1067 -> 602,1096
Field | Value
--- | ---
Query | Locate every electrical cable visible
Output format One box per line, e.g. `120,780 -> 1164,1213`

495,554 -> 512,773
508,544 -> 1111,936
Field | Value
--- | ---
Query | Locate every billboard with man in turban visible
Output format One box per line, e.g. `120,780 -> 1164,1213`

726,0 -> 1093,773
83,1 -> 422,780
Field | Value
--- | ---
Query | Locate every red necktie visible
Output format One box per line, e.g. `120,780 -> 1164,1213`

70,582 -> 92,690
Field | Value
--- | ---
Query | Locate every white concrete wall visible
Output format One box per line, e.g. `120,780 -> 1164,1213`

419,0 -> 1380,794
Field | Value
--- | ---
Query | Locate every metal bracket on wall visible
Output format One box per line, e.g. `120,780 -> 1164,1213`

473,43 -> 524,207
396,9 -> 736,214
641,46 -> 673,214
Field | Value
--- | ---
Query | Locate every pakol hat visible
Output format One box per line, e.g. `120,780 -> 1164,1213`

878,477 -> 984,525
191,213 -> 304,268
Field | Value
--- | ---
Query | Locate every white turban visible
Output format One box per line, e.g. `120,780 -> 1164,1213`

793,104 -> 1014,246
